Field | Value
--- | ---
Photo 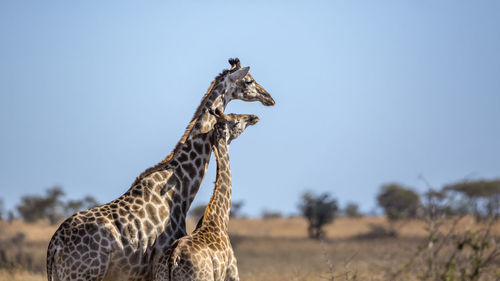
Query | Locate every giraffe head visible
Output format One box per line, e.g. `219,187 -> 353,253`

187,58 -> 272,136
223,58 -> 275,106
209,108 -> 259,144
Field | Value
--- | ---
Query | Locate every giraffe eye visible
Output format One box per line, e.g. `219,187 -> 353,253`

245,80 -> 253,85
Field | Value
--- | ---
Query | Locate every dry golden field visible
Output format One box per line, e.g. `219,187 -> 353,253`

0,217 -> 499,281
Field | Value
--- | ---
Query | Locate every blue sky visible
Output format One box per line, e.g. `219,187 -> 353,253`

1,1 -> 499,216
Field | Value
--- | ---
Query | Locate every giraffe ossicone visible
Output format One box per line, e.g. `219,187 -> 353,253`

153,111 -> 259,281
46,58 -> 274,281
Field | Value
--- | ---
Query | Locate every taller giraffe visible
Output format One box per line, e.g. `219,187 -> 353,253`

153,111 -> 258,281
46,58 -> 275,281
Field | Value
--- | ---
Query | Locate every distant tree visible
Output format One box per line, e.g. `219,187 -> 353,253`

261,209 -> 282,219
230,200 -> 244,218
64,195 -> 100,215
64,199 -> 84,215
82,195 -> 100,209
444,179 -> 500,220
189,204 -> 207,219
7,211 -> 15,223
17,186 -> 66,224
344,202 -> 362,218
189,200 -> 244,222
423,189 -> 451,218
298,191 -> 338,239
377,183 -> 420,221
16,186 -> 99,224
44,187 -> 66,224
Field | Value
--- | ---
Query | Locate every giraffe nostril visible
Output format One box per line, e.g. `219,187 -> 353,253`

249,116 -> 260,124
263,95 -> 275,106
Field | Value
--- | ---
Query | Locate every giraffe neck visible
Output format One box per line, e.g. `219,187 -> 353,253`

120,81 -> 230,236
202,136 -> 231,231
161,86 -> 228,214
132,75 -> 229,187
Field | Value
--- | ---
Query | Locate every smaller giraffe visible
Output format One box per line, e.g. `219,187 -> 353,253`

153,110 -> 259,281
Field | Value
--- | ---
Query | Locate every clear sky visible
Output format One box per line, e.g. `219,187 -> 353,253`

1,1 -> 499,216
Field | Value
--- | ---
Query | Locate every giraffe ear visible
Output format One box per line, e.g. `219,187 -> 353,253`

228,67 -> 249,81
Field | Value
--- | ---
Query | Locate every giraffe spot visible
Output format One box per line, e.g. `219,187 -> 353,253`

93,234 -> 101,243
158,232 -> 168,245
132,188 -> 142,197
166,198 -> 173,210
171,218 -> 178,230
83,236 -> 90,244
115,220 -> 123,234
193,142 -> 203,154
173,192 -> 181,203
143,192 -> 151,202
189,151 -> 197,159
71,234 -> 82,245
160,184 -> 168,196
89,239 -> 99,251
153,173 -> 163,182
101,239 -> 109,247
144,220 -> 154,234
124,246 -> 132,256
182,141 -> 192,152
182,163 -> 196,178
151,194 -> 161,205
130,251 -> 140,264
137,208 -> 145,218
158,205 -> 168,218
191,180 -> 200,190
178,153 -> 188,163
182,184 -> 189,198
146,204 -> 158,223
172,205 -> 181,221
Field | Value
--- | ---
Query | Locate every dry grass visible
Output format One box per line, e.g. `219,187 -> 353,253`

0,269 -> 45,281
0,217 -> 499,281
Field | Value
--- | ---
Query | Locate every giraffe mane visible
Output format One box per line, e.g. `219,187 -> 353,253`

132,69 -> 231,185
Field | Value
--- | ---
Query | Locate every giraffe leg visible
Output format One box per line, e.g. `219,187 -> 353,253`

225,263 -> 239,281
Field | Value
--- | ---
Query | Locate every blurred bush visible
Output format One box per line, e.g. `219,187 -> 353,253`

377,183 -> 420,221
298,191 -> 338,239
15,186 -> 99,225
343,202 -> 363,218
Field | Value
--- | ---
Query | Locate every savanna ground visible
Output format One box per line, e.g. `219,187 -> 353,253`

0,217 -> 499,281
